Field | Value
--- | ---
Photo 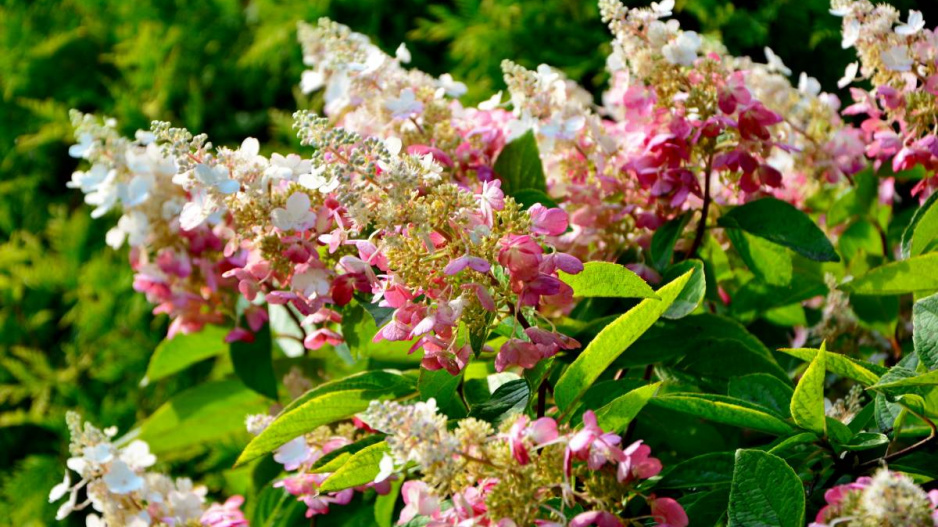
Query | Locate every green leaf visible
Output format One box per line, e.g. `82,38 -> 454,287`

870,369 -> 938,390
662,259 -> 706,319
493,129 -> 546,194
236,372 -> 415,466
728,374 -> 794,419
913,292 -> 938,370
319,441 -> 390,492
840,253 -> 938,295
778,348 -> 884,386
558,261 -> 657,299
650,212 -> 691,271
310,434 -> 386,473
418,368 -> 467,418
727,449 -> 806,527
468,378 -> 529,424
790,343 -> 827,435
682,488 -> 730,527
673,338 -> 789,384
137,380 -> 267,454
144,325 -> 229,383
230,319 -> 278,400
594,382 -> 659,433
657,451 -> 735,489
901,191 -> 938,259
649,393 -> 793,435
375,477 -> 403,527
717,197 -> 839,262
726,229 -> 793,286
512,188 -> 558,209
280,370 -> 417,417
554,269 -> 693,410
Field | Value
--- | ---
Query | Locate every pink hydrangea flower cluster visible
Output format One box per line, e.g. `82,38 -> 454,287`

68,100 -> 580,376
362,399 -> 688,527
833,0 -> 938,198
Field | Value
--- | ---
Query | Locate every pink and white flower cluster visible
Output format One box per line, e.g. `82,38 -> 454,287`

811,468 -> 938,526
49,413 -> 247,527
362,399 -> 688,527
833,0 -> 938,198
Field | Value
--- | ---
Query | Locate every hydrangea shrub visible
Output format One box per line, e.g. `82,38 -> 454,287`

51,0 -> 938,525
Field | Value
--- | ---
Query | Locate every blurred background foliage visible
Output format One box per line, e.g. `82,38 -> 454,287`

1,0 -> 934,524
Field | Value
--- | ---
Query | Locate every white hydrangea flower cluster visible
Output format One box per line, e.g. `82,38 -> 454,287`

49,412 -> 215,526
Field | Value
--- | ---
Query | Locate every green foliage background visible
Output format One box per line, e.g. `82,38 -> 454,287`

0,0 -> 933,525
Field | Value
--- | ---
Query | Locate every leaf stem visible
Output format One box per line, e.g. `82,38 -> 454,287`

687,151 -> 715,259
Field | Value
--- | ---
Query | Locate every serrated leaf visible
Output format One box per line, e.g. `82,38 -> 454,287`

650,212 -> 691,271
558,261 -> 657,299
138,380 -> 267,455
281,370 -> 417,417
913,292 -> 938,370
494,130 -> 546,194
144,325 -> 229,382
594,382 -> 659,433
726,229 -> 792,286
649,393 -> 793,435
790,343 -> 826,435
870,369 -> 938,390
901,191 -> 938,259
778,348 -> 884,386
554,270 -> 693,410
840,253 -> 938,295
231,320 -> 278,400
657,451 -> 735,489
728,374 -> 794,419
310,434 -> 385,473
662,259 -> 705,319
236,372 -> 416,466
418,368 -> 467,418
717,197 -> 839,262
727,449 -> 805,527
319,441 -> 390,492
468,378 -> 529,424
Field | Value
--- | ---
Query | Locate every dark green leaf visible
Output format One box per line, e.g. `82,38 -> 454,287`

231,319 -> 278,400
418,368 -> 467,418
913,292 -> 938,370
728,374 -> 794,418
657,451 -> 735,489
717,197 -> 839,262
512,188 -> 558,209
901,191 -> 938,259
493,130 -> 546,194
727,449 -> 806,527
662,259 -> 706,319
649,393 -> 793,435
650,212 -> 691,271
468,378 -> 530,424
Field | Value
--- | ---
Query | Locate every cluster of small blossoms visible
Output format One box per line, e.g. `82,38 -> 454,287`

361,399 -> 688,527
244,411 -> 390,518
49,413 -> 247,527
812,468 -> 938,527
69,98 -> 582,373
832,0 -> 938,198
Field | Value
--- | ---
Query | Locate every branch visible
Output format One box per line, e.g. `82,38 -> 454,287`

686,151 -> 715,259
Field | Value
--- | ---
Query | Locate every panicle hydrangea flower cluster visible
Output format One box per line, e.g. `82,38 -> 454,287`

68,97 -> 582,374
296,2 -> 862,272
832,0 -> 938,198
48,412 -> 247,527
361,399 -> 688,527
812,468 -> 938,527
244,410 -> 391,518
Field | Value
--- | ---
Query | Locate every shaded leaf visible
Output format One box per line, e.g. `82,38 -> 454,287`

717,197 -> 839,262
727,449 -> 805,527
